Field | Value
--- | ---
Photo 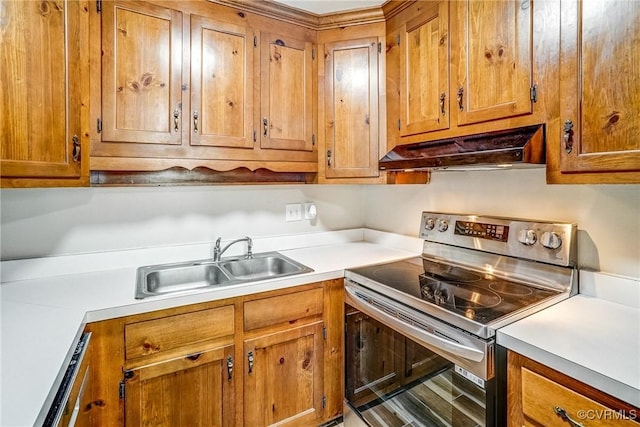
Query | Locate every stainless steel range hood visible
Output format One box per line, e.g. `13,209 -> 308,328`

379,124 -> 545,171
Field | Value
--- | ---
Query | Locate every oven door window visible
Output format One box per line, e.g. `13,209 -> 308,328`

346,306 -> 488,427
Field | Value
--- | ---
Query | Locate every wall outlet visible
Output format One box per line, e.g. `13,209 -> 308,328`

285,203 -> 303,221
304,202 -> 317,220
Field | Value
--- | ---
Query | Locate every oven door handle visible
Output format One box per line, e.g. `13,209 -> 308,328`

345,287 -> 485,363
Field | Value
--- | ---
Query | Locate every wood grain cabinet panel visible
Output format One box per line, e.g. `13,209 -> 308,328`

125,344 -> 236,427
100,1 -> 183,145
260,32 -> 314,152
452,0 -> 534,125
399,1 -> 450,136
0,0 -> 87,184
324,37 -> 380,178
508,351 -> 640,426
243,322 -> 325,426
125,305 -> 235,362
243,287 -> 323,332
190,16 -> 255,149
558,0 -> 640,174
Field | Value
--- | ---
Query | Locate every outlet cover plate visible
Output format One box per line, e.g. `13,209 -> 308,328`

285,203 -> 302,221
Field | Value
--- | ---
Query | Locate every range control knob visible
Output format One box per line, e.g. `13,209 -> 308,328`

438,219 -> 449,232
424,217 -> 436,231
540,231 -> 562,249
517,229 -> 537,246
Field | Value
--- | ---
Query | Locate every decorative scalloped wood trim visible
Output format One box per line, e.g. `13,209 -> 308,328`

90,168 -> 316,185
90,157 -> 318,173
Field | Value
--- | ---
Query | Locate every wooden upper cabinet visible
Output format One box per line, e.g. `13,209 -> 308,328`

260,33 -> 314,152
452,0 -> 534,126
400,2 -> 450,136
558,0 -> 640,174
101,1 -> 183,145
0,0 -> 86,183
190,16 -> 255,149
324,37 -> 380,178
125,344 -> 235,427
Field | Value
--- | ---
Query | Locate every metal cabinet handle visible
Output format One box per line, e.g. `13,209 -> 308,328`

193,111 -> 199,133
563,120 -> 574,154
173,108 -> 180,132
440,92 -> 446,116
263,117 -> 268,137
457,87 -> 464,111
227,356 -> 233,381
327,150 -> 332,167
247,351 -> 254,374
553,406 -> 585,427
72,135 -> 80,162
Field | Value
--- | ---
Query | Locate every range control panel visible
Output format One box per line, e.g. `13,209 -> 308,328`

419,212 -> 577,267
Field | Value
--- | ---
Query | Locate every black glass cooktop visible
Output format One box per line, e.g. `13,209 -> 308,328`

347,257 -> 559,325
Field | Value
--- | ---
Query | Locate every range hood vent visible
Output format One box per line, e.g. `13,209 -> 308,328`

379,124 -> 545,171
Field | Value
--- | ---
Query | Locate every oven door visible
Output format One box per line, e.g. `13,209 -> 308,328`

345,282 -> 498,427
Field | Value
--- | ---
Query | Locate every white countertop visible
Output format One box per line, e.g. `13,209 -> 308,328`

2,229 -> 639,425
1,229 -> 421,427
497,270 -> 640,407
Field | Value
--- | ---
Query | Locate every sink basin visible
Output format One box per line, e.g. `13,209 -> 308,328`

136,252 -> 313,299
221,255 -> 308,280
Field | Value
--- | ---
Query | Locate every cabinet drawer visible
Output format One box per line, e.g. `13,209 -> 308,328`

522,368 -> 638,426
244,288 -> 323,331
125,305 -> 234,360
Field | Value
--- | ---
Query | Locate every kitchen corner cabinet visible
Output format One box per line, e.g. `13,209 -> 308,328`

552,0 -> 640,182
318,23 -> 387,183
507,351 -> 640,426
0,0 -> 89,187
90,0 -> 317,174
84,280 -> 343,426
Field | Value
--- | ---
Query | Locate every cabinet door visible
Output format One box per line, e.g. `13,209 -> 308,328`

260,33 -> 314,152
559,0 -> 640,173
190,16 -> 255,149
324,37 -> 380,178
452,0 -> 533,125
244,322 -> 324,426
125,345 -> 235,427
399,2 -> 450,136
101,1 -> 183,145
0,0 -> 84,180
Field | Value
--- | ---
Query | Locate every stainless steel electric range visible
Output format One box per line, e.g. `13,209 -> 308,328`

344,212 -> 577,427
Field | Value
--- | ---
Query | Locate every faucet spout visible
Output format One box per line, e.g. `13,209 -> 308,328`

213,236 -> 253,261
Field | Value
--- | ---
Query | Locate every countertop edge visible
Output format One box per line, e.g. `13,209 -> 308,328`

497,331 -> 640,408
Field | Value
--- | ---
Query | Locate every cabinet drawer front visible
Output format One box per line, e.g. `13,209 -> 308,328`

244,288 -> 323,331
125,305 -> 234,360
522,368 -> 638,426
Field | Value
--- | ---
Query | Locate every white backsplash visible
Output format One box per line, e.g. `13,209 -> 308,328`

363,169 -> 640,279
1,169 -> 639,279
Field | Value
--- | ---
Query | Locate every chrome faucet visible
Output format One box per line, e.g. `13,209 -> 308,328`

213,236 -> 253,261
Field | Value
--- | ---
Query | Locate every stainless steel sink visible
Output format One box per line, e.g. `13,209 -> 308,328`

136,252 -> 313,299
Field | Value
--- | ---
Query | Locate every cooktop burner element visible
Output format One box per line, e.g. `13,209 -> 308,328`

345,212 -> 577,339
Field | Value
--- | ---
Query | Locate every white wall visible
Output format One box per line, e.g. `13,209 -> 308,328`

363,169 -> 640,279
0,185 -> 364,260
2,172 -> 639,279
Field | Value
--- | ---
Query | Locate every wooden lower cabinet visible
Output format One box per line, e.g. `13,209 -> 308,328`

244,322 -> 325,426
84,280 -> 343,426
125,344 -> 235,426
508,351 -> 640,426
